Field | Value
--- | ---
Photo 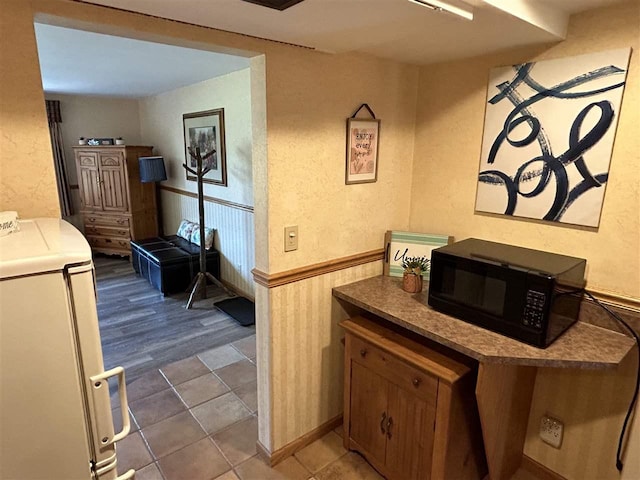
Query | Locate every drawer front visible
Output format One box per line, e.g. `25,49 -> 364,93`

87,235 -> 131,252
84,215 -> 130,228
84,224 -> 131,239
350,335 -> 438,403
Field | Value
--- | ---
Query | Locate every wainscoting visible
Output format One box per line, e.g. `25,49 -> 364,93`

161,187 -> 255,299
258,259 -> 384,451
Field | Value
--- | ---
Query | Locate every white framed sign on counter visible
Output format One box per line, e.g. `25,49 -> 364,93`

383,230 -> 453,277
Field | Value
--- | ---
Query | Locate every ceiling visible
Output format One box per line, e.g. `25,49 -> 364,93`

34,23 -> 251,98
35,0 -> 626,98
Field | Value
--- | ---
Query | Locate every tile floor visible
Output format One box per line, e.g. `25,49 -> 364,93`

116,334 -> 541,480
115,334 -> 383,480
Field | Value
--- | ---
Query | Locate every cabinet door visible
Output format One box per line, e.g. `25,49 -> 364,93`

77,152 -> 102,211
98,152 -> 129,212
385,383 -> 436,480
349,361 -> 388,462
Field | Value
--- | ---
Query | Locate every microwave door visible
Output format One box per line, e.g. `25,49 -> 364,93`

430,256 -> 529,323
438,258 -> 517,316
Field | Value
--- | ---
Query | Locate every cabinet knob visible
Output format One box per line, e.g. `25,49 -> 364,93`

359,348 -> 367,358
380,412 -> 387,434
412,378 -> 421,387
386,417 -> 393,439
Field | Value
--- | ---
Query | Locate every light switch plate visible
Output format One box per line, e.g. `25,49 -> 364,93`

284,225 -> 298,252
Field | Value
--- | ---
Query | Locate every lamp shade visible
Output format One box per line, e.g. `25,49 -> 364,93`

139,156 -> 167,183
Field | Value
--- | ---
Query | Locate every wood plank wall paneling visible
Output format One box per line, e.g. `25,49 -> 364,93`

269,260 -> 383,450
161,188 -> 255,297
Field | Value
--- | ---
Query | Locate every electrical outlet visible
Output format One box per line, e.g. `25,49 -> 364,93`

539,414 -> 563,448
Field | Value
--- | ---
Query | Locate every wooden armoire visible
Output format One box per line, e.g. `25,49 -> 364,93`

73,145 -> 158,257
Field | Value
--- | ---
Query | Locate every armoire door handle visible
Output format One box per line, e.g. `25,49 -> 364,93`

386,416 -> 393,439
380,412 -> 387,434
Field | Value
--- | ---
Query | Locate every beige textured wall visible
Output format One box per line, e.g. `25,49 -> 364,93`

263,49 -> 418,272
259,41 -> 418,451
411,2 -> 639,299
139,69 -> 253,207
250,55 -> 269,273
0,0 -> 60,218
412,3 -> 640,478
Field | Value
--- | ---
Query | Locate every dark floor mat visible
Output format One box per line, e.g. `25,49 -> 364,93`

215,296 -> 255,326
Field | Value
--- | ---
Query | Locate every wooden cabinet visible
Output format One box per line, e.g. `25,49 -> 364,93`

341,316 -> 487,480
74,145 -> 158,257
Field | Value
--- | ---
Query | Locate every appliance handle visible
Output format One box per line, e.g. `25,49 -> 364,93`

95,461 -> 135,480
115,469 -> 135,480
90,366 -> 130,444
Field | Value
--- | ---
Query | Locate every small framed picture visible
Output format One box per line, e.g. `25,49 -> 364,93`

345,118 -> 380,184
183,108 -> 227,186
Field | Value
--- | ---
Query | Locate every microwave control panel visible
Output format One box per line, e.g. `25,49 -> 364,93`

523,290 -> 546,330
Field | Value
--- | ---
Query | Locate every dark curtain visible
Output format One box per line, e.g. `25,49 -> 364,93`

46,99 -> 73,216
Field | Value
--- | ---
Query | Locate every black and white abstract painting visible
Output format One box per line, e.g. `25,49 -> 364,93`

475,48 -> 631,227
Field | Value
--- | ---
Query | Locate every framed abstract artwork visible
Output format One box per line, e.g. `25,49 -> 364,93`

475,48 -> 631,227
183,108 -> 227,186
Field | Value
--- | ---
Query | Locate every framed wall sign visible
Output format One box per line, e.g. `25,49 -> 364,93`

383,231 -> 453,277
345,117 -> 380,184
183,108 -> 227,186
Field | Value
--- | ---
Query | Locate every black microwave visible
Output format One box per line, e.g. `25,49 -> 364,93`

428,238 -> 586,348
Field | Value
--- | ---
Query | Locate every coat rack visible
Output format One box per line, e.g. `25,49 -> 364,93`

182,146 -> 233,309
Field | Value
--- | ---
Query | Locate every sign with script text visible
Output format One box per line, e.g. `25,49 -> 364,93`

383,231 -> 453,277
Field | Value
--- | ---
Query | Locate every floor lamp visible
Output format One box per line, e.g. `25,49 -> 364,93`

182,146 -> 232,309
139,156 -> 167,236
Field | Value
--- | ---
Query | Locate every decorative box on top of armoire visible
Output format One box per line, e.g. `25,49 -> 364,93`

73,145 -> 158,257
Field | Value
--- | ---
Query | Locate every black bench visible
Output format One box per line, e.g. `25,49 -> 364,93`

130,236 -> 221,295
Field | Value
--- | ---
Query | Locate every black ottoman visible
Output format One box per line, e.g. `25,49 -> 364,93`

130,236 -> 221,295
130,238 -> 173,275
162,235 -> 221,280
146,248 -> 195,295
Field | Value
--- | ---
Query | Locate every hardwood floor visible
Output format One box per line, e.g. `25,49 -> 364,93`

95,255 -> 255,381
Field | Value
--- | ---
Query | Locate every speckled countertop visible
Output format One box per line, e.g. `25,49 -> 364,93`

333,276 -> 635,370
